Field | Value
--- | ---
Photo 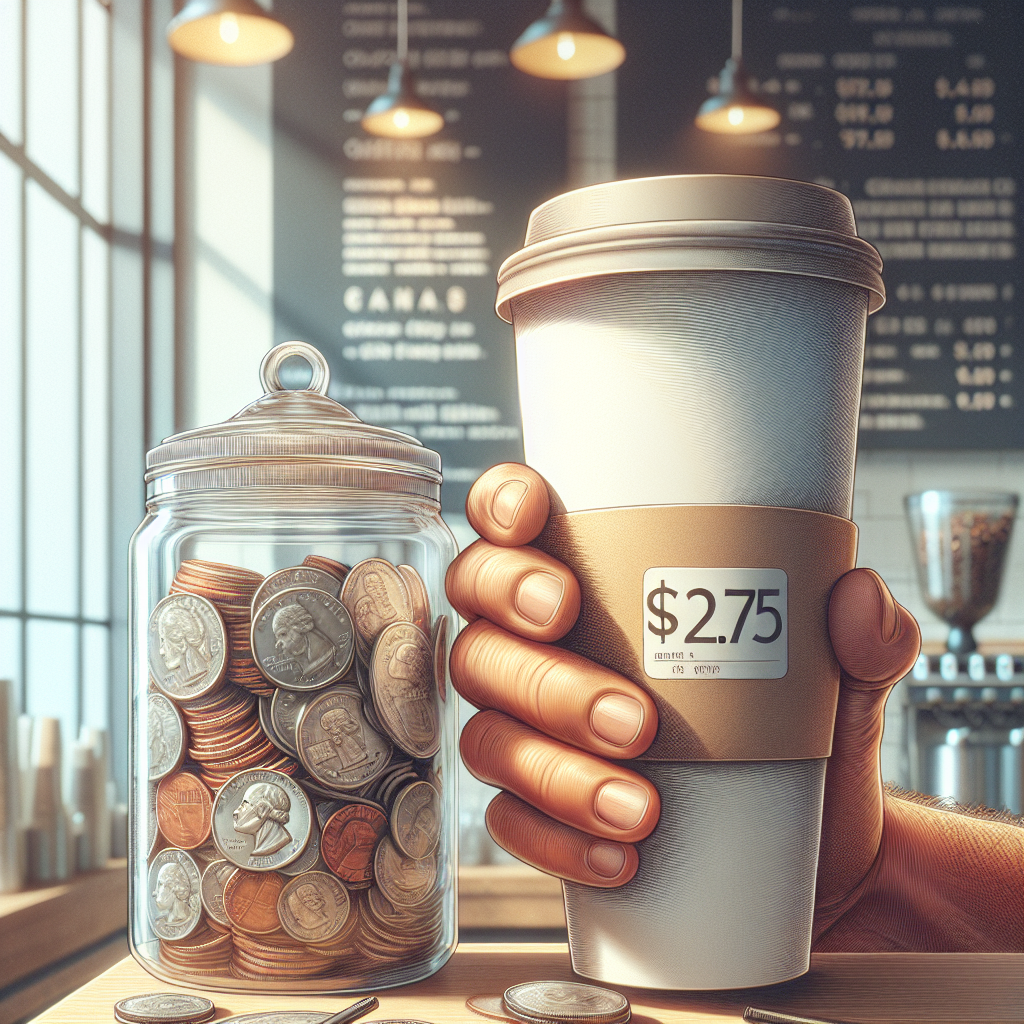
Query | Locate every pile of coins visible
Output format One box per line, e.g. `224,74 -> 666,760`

145,555 -> 450,985
114,994 -> 215,1024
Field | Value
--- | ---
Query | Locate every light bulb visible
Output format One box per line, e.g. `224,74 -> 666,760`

393,109 -> 411,129
556,32 -> 576,61
219,12 -> 239,44
727,106 -> 744,125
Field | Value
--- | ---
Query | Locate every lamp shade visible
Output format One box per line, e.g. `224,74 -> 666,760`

167,0 -> 293,67
510,0 -> 625,80
361,62 -> 445,139
696,57 -> 780,134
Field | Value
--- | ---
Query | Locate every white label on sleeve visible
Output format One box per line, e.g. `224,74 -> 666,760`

643,568 -> 788,680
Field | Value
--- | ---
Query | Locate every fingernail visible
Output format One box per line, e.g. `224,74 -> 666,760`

586,841 -> 626,878
595,780 -> 649,831
591,694 -> 645,747
491,479 -> 529,529
872,570 -> 899,643
515,571 -> 564,626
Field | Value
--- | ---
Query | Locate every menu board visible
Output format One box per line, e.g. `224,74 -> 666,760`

616,1 -> 1022,449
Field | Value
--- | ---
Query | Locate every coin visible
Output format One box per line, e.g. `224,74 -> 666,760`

148,848 -> 203,941
466,996 -> 516,1023
156,772 -> 213,850
277,870 -> 351,943
149,594 -> 228,701
148,693 -> 187,781
222,868 -> 285,934
391,780 -> 440,860
250,566 -> 343,620
199,858 -> 236,926
259,696 -> 294,757
502,983 -> 630,1024
370,621 -> 440,759
374,835 -> 437,907
270,688 -> 308,756
321,804 -> 388,886
251,588 -> 355,690
221,1015 -> 332,1024
211,768 -> 313,871
278,810 -> 322,877
146,782 -> 160,857
302,555 -> 350,582
341,558 -> 414,658
397,564 -> 431,631
432,615 -> 448,702
296,685 -> 392,791
113,993 -> 215,1024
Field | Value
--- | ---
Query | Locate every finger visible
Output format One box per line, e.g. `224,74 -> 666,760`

445,540 -> 581,643
460,710 -> 660,843
485,791 -> 638,887
465,463 -> 550,547
450,619 -> 657,759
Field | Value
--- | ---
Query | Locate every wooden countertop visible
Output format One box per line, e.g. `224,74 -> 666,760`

29,946 -> 1024,1024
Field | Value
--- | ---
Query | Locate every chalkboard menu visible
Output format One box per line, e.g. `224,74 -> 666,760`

274,2 -> 1023,516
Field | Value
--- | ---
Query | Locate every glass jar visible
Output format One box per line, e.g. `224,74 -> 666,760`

128,342 -> 458,992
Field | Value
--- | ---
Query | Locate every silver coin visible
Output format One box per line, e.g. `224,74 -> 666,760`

148,848 -> 203,941
114,993 -> 214,1024
432,614 -> 448,702
503,983 -> 630,1024
258,696 -> 294,758
370,621 -> 440,759
391,780 -> 441,860
147,693 -> 186,781
222,1016 -> 332,1024
251,587 -> 355,690
211,768 -> 313,872
199,857 -> 236,926
374,835 -> 437,907
341,558 -> 414,658
270,688 -> 308,756
146,782 -> 160,857
279,811 -> 322,876
277,870 -> 351,943
250,565 -> 342,620
296,685 -> 392,792
148,593 -> 227,702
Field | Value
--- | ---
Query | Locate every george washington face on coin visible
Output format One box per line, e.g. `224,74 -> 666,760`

273,603 -> 337,680
157,602 -> 212,684
232,781 -> 293,857
153,861 -> 194,926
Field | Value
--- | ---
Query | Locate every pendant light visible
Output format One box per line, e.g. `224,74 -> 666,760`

167,0 -> 294,67
362,0 -> 444,139
695,0 -> 780,134
510,0 -> 625,81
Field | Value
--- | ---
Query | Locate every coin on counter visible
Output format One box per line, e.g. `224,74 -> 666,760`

296,685 -> 392,791
466,996 -> 517,1024
251,587 -> 355,690
321,803 -> 388,886
341,558 -> 414,658
432,614 -> 448,702
222,867 -> 285,934
148,848 -> 203,941
113,993 -> 215,1024
391,780 -> 440,859
221,1016 -> 333,1024
156,771 -> 213,850
148,693 -> 186,781
370,621 -> 440,759
397,563 -> 431,631
502,983 -> 630,1024
199,857 -> 235,927
374,835 -> 437,907
211,767 -> 313,871
250,565 -> 343,618
148,593 -> 227,702
277,869 -> 351,943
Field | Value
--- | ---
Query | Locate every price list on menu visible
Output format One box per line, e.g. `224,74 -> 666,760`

618,1 -> 1022,449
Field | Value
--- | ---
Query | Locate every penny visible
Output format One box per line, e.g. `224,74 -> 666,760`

156,772 -> 213,850
148,693 -> 186,781
270,688 -> 307,757
223,868 -> 285,934
199,858 -> 236,926
296,685 -> 392,792
341,558 -> 414,658
114,994 -> 215,1024
251,587 -> 355,690
148,848 -> 203,941
321,804 -> 388,885
397,564 -> 431,631
149,594 -> 228,702
502,982 -> 630,1024
302,554 -> 350,582
370,621 -> 440,759
277,870 -> 351,943
391,780 -> 441,859
211,768 -> 313,871
374,835 -> 437,907
250,566 -> 343,620
432,615 -> 448,702
466,996 -> 516,1024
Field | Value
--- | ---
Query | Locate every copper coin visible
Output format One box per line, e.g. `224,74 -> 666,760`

222,868 -> 285,934
391,780 -> 441,860
148,848 -> 203,941
370,621 -> 440,759
156,772 -> 213,850
397,564 -> 431,631
341,558 -> 413,657
302,555 -> 350,582
148,593 -> 228,702
250,566 -> 343,620
373,835 -> 437,907
321,803 -> 388,885
467,997 -> 517,1023
277,870 -> 351,943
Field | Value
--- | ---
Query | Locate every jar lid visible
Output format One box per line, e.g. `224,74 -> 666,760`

495,174 -> 885,321
146,341 -> 442,501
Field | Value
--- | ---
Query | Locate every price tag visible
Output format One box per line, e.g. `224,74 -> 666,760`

642,568 -> 788,680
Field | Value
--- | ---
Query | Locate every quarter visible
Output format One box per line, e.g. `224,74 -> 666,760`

270,688 -> 307,757
373,835 -> 437,907
250,566 -> 343,619
277,870 -> 351,943
502,983 -> 630,1024
391,780 -> 440,860
148,848 -> 203,941
148,693 -> 186,781
148,593 -> 227,702
199,858 -> 236,926
370,622 -> 440,759
113,993 -> 215,1024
